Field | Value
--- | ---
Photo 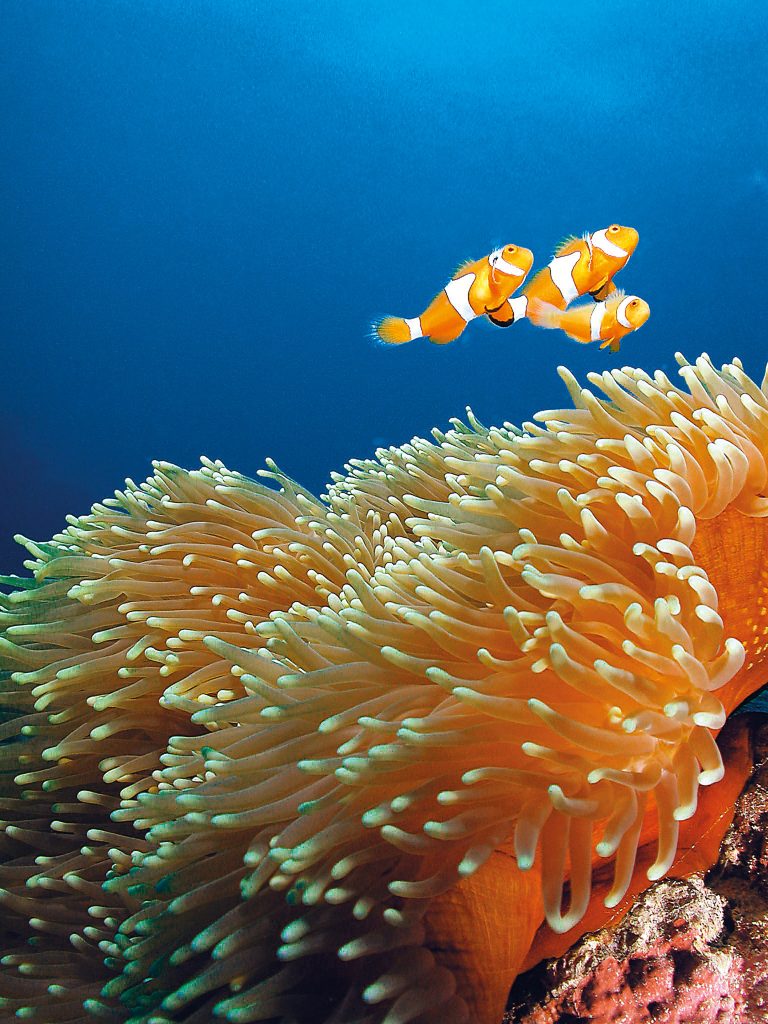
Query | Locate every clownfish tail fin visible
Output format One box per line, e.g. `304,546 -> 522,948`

373,316 -> 422,345
527,298 -> 562,331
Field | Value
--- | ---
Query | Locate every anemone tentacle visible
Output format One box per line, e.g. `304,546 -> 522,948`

1,353 -> 767,1023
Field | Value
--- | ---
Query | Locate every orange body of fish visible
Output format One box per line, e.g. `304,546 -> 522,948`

375,244 -> 534,345
527,291 -> 650,352
486,224 -> 639,328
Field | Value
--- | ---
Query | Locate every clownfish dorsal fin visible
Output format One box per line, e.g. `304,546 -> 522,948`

604,288 -> 626,309
452,258 -> 476,279
552,235 -> 582,258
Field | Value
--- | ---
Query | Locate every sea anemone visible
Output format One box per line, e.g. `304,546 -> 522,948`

1,352 -> 767,1023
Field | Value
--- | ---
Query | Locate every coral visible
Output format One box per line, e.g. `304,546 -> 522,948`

1,353 -> 768,1024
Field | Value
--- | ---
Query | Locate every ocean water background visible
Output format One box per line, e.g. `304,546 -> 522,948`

2,0 -> 767,576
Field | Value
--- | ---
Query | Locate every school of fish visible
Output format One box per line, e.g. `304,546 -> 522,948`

374,223 -> 649,351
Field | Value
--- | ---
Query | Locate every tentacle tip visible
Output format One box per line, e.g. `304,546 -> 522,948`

362,983 -> 385,1005
646,863 -> 668,882
673,805 -> 696,821
546,913 -> 579,935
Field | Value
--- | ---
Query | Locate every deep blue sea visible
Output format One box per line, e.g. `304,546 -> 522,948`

2,0 -> 767,576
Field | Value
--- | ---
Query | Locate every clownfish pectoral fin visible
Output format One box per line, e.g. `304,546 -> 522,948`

486,300 -> 514,328
374,316 -> 423,345
526,297 -> 562,331
599,337 -> 620,351
589,280 -> 617,302
452,258 -> 476,279
486,294 -> 528,328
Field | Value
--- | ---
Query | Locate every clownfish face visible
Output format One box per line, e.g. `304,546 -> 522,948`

603,224 -> 640,257
490,244 -> 534,278
622,295 -> 650,330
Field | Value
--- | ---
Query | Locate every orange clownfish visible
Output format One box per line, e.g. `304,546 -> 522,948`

527,291 -> 650,353
486,224 -> 639,328
375,244 -> 534,345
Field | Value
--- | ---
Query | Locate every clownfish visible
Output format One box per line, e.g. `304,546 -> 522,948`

375,244 -> 534,345
527,291 -> 650,353
486,224 -> 639,328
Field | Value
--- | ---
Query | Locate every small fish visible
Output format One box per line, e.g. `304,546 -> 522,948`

374,244 -> 534,345
486,224 -> 639,328
527,291 -> 650,352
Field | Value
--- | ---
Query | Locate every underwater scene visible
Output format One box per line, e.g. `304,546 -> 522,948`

2,1 -> 768,1022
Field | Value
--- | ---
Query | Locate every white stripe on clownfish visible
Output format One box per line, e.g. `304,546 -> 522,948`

488,249 -> 527,277
404,317 -> 423,340
616,296 -> 635,328
548,250 -> 580,305
591,228 -> 628,258
590,301 -> 607,342
443,273 -> 478,322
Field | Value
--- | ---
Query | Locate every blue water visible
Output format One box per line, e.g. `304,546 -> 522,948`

2,0 -> 767,575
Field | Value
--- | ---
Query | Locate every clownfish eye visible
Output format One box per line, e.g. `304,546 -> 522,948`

609,224 -> 620,233
505,245 -> 516,255
629,299 -> 638,307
